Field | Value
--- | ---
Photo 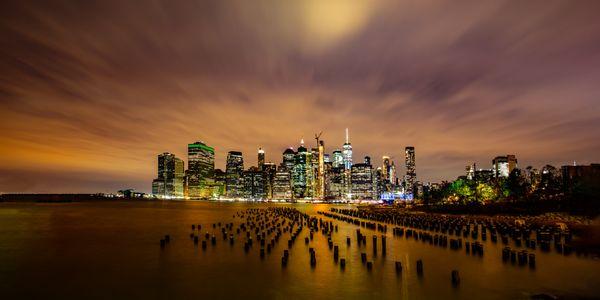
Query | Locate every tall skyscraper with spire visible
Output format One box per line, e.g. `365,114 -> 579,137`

342,128 -> 353,170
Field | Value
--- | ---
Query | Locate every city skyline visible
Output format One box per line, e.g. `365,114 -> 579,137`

1,1 -> 600,193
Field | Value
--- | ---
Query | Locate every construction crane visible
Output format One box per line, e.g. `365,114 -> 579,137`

314,131 -> 322,145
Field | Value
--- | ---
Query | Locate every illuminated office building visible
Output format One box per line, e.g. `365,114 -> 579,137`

242,166 -> 266,200
282,148 -> 296,172
226,151 -> 244,198
332,150 -> 343,168
316,140 -> 325,199
273,165 -> 292,200
405,146 -> 416,192
187,141 -> 215,198
258,148 -> 265,170
342,128 -> 353,170
382,156 -> 391,182
492,155 -> 517,178
327,166 -> 345,199
153,153 -> 185,198
292,140 -> 310,198
262,162 -> 276,199
324,153 -> 331,163
350,162 -> 373,199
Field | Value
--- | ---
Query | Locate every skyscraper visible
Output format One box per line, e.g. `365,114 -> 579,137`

226,151 -> 244,198
152,152 -> 184,198
342,128 -> 353,170
187,141 -> 215,198
382,156 -> 391,182
242,166 -> 266,200
282,148 -> 295,171
405,146 -> 416,193
332,150 -> 343,168
316,140 -> 325,199
492,155 -> 517,178
351,162 -> 373,199
292,141 -> 310,199
273,165 -> 292,200
257,147 -> 265,170
262,162 -> 276,199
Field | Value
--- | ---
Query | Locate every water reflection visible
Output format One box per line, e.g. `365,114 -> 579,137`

0,201 -> 598,299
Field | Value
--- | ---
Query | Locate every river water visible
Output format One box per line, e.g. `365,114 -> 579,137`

0,201 -> 598,299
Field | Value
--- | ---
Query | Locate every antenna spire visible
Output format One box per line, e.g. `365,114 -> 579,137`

345,128 -> 349,144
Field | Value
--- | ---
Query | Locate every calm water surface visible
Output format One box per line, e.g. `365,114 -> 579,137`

0,201 -> 598,299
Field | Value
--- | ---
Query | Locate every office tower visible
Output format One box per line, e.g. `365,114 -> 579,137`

151,178 -> 165,197
173,157 -> 184,197
327,166 -> 345,199
492,156 -> 511,178
226,151 -> 244,198
282,148 -> 296,171
258,147 -> 265,170
323,153 -> 331,163
342,128 -> 353,170
332,150 -> 343,168
242,166 -> 266,200
350,162 -> 373,199
152,153 -> 185,198
405,146 -> 416,192
273,165 -> 293,200
292,141 -> 310,199
382,156 -> 391,182
212,169 -> 226,197
466,164 -> 475,180
262,162 -> 276,199
364,156 -> 371,165
187,141 -> 215,198
373,167 -> 383,200
507,155 -> 518,174
389,161 -> 396,185
316,140 -> 325,199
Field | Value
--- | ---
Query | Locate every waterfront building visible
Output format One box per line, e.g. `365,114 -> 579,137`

405,146 -> 416,192
389,161 -> 396,185
350,162 -> 373,199
262,162 -> 276,199
282,148 -> 295,172
466,164 -> 475,180
242,166 -> 266,200
327,166 -> 345,199
332,150 -> 343,168
226,151 -> 244,198
273,165 -> 293,200
316,140 -> 325,200
292,141 -> 311,198
153,152 -> 185,198
213,169 -> 226,198
382,156 -> 391,183
342,128 -> 353,170
187,142 -> 215,198
373,167 -> 383,200
258,148 -> 265,170
493,156 -> 510,178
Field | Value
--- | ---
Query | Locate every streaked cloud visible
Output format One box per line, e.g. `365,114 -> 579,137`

0,0 -> 599,193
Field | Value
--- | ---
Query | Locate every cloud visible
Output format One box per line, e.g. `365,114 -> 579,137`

0,0 -> 599,192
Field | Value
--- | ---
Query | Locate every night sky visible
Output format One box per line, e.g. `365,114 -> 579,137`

1,0 -> 599,193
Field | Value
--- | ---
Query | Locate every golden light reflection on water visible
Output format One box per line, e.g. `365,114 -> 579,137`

0,201 -> 598,299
